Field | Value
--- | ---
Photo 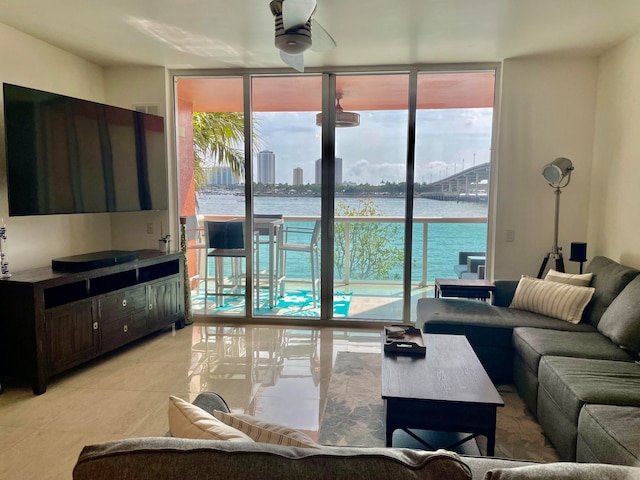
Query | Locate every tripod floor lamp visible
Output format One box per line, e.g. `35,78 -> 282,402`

537,157 -> 574,279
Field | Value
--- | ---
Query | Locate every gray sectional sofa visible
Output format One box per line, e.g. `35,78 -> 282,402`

419,256 -> 640,466
73,393 -> 640,480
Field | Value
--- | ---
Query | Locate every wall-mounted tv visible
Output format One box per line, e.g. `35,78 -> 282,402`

3,83 -> 168,216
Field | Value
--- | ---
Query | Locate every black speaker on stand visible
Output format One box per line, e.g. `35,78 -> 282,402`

570,242 -> 588,274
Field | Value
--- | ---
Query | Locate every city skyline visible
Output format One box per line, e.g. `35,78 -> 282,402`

253,108 -> 493,185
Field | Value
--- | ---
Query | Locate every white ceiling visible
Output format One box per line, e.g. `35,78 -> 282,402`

1,0 -> 640,70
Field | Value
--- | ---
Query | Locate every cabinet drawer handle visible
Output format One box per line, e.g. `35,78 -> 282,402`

93,321 -> 99,330
123,324 -> 128,333
148,304 -> 153,311
122,299 -> 127,307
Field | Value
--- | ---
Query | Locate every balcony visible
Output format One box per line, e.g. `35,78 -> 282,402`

188,215 -> 487,323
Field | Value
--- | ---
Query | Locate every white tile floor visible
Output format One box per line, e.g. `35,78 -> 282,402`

0,323 -> 381,479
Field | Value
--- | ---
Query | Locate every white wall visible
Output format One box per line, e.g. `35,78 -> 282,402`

0,23 -> 111,271
103,67 -> 173,251
589,32 -> 640,269
493,57 -> 598,279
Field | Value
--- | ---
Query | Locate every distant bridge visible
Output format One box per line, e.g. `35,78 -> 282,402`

417,162 -> 490,202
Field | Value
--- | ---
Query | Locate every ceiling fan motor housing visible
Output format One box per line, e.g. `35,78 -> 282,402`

273,12 -> 312,54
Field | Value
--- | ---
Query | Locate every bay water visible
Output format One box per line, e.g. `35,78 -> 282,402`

197,193 -> 487,283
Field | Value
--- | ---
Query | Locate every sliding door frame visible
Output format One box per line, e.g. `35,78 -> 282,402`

172,62 -> 501,328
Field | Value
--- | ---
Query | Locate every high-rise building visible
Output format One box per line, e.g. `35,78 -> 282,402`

207,166 -> 239,185
315,157 -> 342,185
293,167 -> 303,185
257,150 -> 276,184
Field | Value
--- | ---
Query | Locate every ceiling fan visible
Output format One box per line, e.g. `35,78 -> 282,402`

269,0 -> 336,72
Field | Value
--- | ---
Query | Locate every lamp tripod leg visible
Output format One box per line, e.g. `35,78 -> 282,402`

555,253 -> 565,273
537,252 -> 551,279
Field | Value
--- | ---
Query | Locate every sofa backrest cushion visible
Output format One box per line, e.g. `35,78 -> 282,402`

73,438 -> 473,480
584,256 -> 639,327
597,275 -> 640,356
483,462 -> 640,480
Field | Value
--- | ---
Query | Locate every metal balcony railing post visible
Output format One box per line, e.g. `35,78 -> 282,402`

421,222 -> 428,287
344,221 -> 351,284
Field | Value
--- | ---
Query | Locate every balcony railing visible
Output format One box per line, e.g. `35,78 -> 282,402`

193,214 -> 487,288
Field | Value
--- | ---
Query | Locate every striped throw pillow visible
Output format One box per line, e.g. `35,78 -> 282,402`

510,275 -> 595,324
213,411 -> 320,448
544,269 -> 593,287
168,396 -> 253,442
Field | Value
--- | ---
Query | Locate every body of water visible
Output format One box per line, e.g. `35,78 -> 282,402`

197,193 -> 487,283
198,192 -> 487,218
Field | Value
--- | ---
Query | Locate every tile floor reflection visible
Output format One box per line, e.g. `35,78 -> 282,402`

0,324 -> 381,480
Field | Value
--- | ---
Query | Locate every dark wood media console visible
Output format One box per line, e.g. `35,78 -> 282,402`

0,250 -> 185,394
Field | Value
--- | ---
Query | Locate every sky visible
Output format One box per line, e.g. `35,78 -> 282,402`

253,107 -> 494,185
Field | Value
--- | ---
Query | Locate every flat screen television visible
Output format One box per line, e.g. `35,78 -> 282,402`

3,83 -> 168,216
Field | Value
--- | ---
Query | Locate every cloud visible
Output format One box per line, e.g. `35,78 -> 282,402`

254,108 -> 493,184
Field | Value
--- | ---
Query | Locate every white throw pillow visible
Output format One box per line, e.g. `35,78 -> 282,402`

544,269 -> 593,287
510,275 -> 594,324
168,396 -> 253,442
213,410 -> 320,448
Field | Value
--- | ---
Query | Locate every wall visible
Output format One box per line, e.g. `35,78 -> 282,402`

103,67 -> 173,251
493,57 -> 598,279
0,23 -> 110,271
589,32 -> 640,269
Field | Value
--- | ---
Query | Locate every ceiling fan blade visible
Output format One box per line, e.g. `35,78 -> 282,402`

310,19 -> 336,52
280,51 -> 305,72
282,0 -> 316,30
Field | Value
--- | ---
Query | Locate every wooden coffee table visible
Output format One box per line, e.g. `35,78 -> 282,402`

381,333 -> 504,455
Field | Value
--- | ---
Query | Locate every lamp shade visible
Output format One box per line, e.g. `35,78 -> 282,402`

316,94 -> 360,128
542,157 -> 573,185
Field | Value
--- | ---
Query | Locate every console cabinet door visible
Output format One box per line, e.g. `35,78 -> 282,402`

45,298 -> 99,375
147,278 -> 182,331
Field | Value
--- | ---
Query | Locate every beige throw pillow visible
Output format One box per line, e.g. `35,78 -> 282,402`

168,396 -> 253,442
213,410 -> 320,448
544,269 -> 593,287
509,275 -> 595,324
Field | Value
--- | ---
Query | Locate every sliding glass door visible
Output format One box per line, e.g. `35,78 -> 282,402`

410,70 -> 495,319
332,73 -> 409,321
175,76 -> 248,317
250,76 -> 324,318
175,65 -> 497,324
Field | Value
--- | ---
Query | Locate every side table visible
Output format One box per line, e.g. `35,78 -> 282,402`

435,278 -> 496,301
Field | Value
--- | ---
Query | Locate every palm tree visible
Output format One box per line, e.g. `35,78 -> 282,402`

192,112 -> 262,192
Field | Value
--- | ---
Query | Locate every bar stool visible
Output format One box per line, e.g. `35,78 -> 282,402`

276,220 -> 320,307
203,220 -> 246,313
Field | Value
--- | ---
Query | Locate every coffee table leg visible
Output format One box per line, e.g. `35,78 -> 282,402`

486,431 -> 496,456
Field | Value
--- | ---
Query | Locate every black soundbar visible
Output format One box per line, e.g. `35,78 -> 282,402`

52,250 -> 139,272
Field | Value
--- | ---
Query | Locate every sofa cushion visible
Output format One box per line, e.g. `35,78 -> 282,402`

544,269 -> 593,287
420,299 -> 594,349
577,404 -> 640,466
213,410 -> 319,448
462,457 -> 536,480
73,438 -> 473,480
482,463 -> 640,480
509,276 -> 594,324
597,276 -> 640,356
167,396 -> 253,442
584,256 -> 639,327
537,356 -> 640,426
513,328 -> 633,375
